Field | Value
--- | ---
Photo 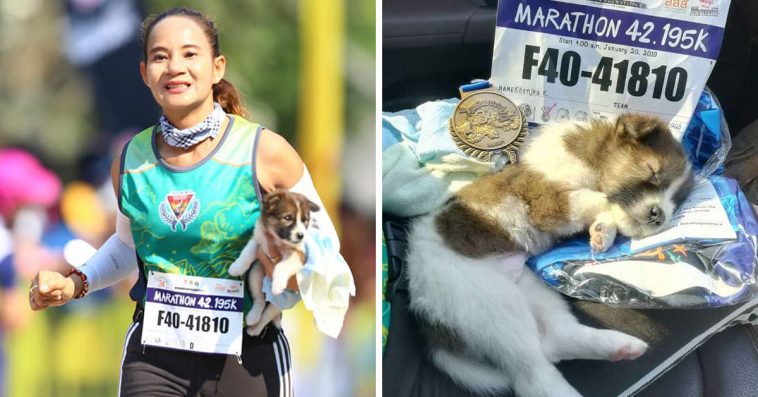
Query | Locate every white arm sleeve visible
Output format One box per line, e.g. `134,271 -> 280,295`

288,166 -> 339,248
116,210 -> 135,248
79,211 -> 137,292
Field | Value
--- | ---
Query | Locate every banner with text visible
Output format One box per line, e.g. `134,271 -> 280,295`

491,0 -> 731,139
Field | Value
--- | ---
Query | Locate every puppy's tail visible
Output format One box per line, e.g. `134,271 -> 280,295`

429,347 -> 511,395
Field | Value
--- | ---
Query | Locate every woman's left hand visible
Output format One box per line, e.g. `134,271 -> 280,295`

256,246 -> 300,292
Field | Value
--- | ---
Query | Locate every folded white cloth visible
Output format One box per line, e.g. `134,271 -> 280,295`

383,98 -> 507,167
292,228 -> 355,338
382,142 -> 499,217
382,99 -> 510,216
382,143 -> 459,217
414,99 -> 463,163
382,108 -> 420,151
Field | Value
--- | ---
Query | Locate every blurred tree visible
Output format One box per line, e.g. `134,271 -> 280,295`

0,1 -> 95,181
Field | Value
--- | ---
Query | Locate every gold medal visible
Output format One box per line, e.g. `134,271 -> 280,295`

449,86 -> 527,163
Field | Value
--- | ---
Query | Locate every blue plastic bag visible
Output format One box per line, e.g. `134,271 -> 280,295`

528,88 -> 758,308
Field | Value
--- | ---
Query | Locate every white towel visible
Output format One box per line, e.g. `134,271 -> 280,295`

295,228 -> 356,338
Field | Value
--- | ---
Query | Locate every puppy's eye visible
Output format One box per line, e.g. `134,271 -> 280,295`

282,215 -> 293,222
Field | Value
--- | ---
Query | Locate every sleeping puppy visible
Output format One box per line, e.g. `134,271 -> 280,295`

229,190 -> 319,336
407,114 -> 693,396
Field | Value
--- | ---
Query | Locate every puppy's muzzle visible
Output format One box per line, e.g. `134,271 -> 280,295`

648,206 -> 665,226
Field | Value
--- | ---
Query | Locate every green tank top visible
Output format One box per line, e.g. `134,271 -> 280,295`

120,115 -> 262,312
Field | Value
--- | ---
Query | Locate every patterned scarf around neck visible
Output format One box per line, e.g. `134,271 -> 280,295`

159,102 -> 226,149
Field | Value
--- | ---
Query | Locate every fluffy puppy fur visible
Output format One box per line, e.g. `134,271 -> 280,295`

229,190 -> 319,336
407,114 -> 693,396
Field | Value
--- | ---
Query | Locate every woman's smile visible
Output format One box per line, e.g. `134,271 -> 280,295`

164,80 -> 192,95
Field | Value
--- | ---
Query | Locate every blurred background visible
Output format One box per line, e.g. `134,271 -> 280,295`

0,0 -> 375,396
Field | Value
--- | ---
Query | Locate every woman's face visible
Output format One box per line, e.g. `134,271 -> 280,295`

140,16 -> 225,120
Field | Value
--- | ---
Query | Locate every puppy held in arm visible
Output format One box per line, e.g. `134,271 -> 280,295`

229,190 -> 320,336
407,114 -> 693,397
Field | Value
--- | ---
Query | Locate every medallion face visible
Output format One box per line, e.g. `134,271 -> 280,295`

449,90 -> 527,163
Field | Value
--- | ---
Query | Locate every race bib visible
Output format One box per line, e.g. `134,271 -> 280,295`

142,271 -> 245,356
491,0 -> 731,139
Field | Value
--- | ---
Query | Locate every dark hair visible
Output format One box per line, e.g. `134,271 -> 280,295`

140,7 -> 248,117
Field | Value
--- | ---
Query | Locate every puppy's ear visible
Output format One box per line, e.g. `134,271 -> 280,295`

262,192 -> 283,213
615,114 -> 667,141
297,194 -> 320,213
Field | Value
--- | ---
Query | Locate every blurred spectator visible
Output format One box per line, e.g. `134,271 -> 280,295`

0,254 -> 25,397
0,149 -> 65,278
62,0 -> 159,137
0,148 -> 63,396
62,0 -> 159,180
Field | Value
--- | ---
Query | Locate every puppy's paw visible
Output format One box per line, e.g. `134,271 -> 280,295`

228,260 -> 248,276
590,220 -> 617,253
245,306 -> 264,326
246,322 -> 270,337
608,334 -> 648,362
271,278 -> 287,296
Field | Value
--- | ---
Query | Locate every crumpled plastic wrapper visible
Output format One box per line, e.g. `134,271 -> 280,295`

528,88 -> 758,308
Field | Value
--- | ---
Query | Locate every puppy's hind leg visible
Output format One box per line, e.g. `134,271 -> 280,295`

245,263 -> 266,327
517,270 -> 648,362
407,230 -> 581,396
247,303 -> 282,337
428,348 -> 511,393
434,276 -> 581,397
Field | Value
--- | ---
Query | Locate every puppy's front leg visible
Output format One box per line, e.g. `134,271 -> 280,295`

590,211 -> 617,253
567,189 -> 610,225
229,230 -> 260,276
271,252 -> 304,295
567,189 -> 618,252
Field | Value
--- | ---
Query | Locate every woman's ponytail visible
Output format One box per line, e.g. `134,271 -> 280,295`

213,79 -> 248,117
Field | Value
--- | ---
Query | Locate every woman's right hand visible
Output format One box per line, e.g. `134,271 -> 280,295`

28,270 -> 79,311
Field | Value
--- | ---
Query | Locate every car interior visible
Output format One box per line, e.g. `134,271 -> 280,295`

382,1 -> 758,396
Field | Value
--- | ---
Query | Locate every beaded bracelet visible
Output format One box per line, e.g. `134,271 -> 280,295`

65,268 -> 89,299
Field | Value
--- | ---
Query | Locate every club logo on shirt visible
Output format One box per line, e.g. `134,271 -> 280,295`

158,190 -> 200,232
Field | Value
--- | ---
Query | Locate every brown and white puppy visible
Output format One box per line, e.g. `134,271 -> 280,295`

407,114 -> 693,396
229,190 -> 319,336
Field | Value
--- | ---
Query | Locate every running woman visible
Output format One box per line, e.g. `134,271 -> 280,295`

28,7 -> 344,396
